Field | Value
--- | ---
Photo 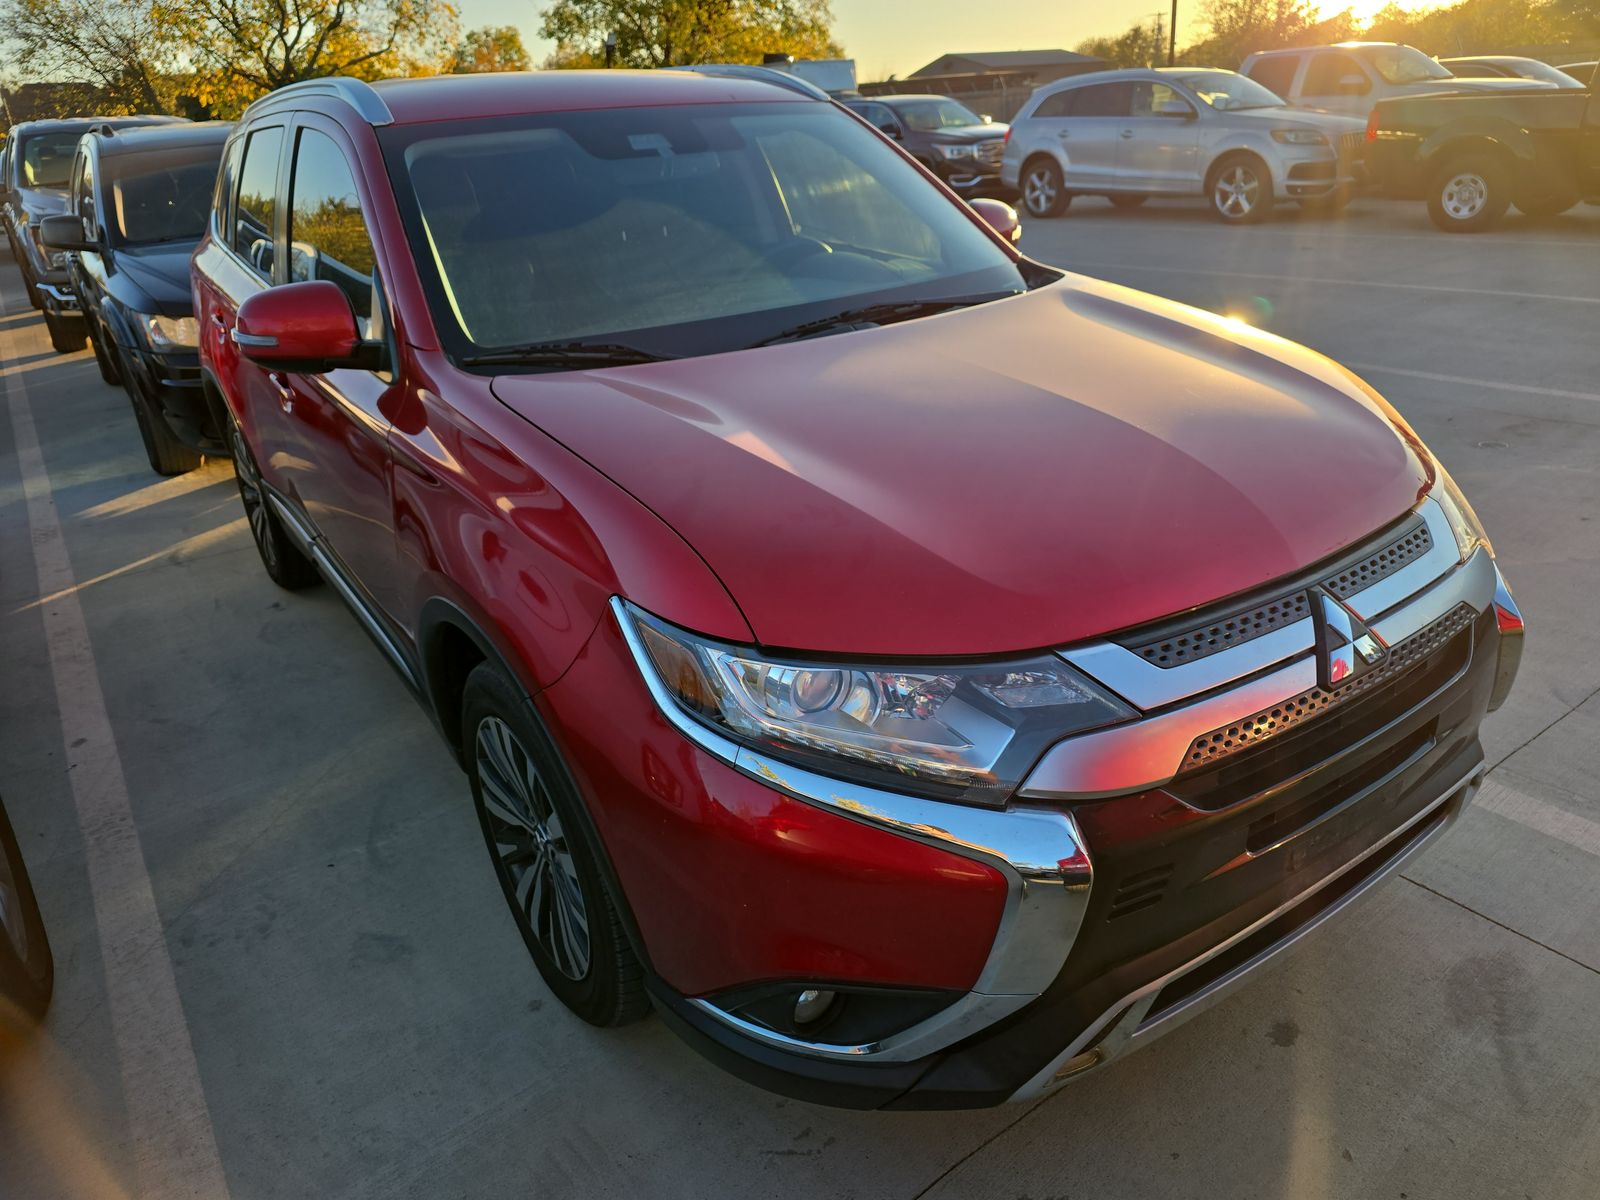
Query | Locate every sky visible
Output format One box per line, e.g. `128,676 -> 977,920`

455,0 -> 1224,81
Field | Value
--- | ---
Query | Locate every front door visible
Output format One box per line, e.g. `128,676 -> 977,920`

1116,82 -> 1203,192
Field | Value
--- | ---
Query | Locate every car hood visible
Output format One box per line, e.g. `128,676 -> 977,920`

929,124 -> 1009,143
112,242 -> 201,314
18,187 -> 70,219
1233,108 -> 1366,134
491,278 -> 1430,657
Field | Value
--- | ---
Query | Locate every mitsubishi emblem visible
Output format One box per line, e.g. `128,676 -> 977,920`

1311,588 -> 1387,690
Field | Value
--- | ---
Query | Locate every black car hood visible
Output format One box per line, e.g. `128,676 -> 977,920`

18,187 -> 71,219
111,242 -> 199,315
928,123 -> 1009,144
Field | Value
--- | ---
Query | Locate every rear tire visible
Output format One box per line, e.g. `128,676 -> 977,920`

1207,153 -> 1274,224
1426,154 -> 1511,232
0,798 -> 54,1028
462,661 -> 649,1028
1020,158 -> 1070,218
44,310 -> 85,354
228,413 -> 320,590
130,390 -> 203,476
1108,194 -> 1147,209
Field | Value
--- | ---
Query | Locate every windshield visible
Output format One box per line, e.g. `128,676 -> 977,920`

1356,44 -> 1455,85
380,101 -> 1028,363
1500,60 -> 1583,87
892,99 -> 985,131
1176,71 -> 1285,110
19,132 -> 82,190
110,145 -> 225,246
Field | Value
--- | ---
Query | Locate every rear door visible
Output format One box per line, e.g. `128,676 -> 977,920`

1058,81 -> 1133,188
277,115 -> 402,616
1116,81 -> 1202,192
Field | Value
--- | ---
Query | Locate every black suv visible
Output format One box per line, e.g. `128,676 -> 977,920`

0,116 -> 186,352
844,94 -> 1012,198
41,123 -> 231,474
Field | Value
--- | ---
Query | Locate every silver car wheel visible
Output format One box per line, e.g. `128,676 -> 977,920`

475,715 -> 591,982
1440,172 -> 1489,221
1023,167 -> 1058,216
1214,164 -> 1260,218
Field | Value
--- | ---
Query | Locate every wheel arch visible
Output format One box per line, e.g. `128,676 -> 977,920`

1418,127 -> 1532,172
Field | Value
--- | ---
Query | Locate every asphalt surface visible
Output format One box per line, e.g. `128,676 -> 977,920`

1,195 -> 1598,1199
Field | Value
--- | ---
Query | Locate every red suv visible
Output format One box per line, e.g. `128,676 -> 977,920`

193,72 -> 1524,1109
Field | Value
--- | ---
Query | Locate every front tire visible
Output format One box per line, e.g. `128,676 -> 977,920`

228,414 -> 320,589
1020,158 -> 1070,218
1427,154 -> 1511,232
0,798 -> 53,1029
1208,154 -> 1274,224
89,322 -> 122,385
462,661 -> 648,1028
43,310 -> 86,354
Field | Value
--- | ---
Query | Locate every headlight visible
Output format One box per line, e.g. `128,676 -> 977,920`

138,314 -> 199,351
1433,466 -> 1493,561
622,603 -> 1135,806
1271,128 -> 1328,145
936,143 -> 975,160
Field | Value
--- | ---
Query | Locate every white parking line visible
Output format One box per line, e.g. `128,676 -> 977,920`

1348,363 -> 1600,405
1066,261 -> 1600,306
1475,775 -> 1600,859
0,307 -> 230,1194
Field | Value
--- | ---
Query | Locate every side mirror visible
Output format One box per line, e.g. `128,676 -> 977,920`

1158,100 -> 1197,119
969,197 -> 1022,245
39,213 -> 95,252
980,114 -> 994,124
879,123 -> 903,140
1336,73 -> 1369,96
232,280 -> 376,373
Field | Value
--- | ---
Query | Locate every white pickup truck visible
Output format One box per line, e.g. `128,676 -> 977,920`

1240,41 -> 1556,116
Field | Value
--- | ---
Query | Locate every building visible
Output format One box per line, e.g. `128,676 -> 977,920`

910,50 -> 1108,83
862,49 -> 1108,122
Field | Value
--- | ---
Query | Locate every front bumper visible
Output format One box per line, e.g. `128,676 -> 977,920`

1273,134 -> 1367,197
547,500 -> 1522,1109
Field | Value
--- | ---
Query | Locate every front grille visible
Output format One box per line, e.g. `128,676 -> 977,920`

1182,603 -> 1477,770
1107,864 -> 1175,921
1125,592 -> 1311,668
1322,515 -> 1431,600
974,141 -> 1004,167
1337,131 -> 1365,169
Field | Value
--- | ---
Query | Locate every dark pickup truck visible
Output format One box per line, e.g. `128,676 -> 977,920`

1366,87 -> 1600,230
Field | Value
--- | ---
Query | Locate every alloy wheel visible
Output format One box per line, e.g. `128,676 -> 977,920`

1214,165 -> 1260,218
1023,168 -> 1057,216
230,424 -> 278,572
1440,172 -> 1488,221
474,715 -> 591,981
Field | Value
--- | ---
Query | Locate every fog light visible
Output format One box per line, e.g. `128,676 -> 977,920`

793,989 -> 836,1025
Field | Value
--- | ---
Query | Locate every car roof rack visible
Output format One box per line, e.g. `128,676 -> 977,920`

666,63 -> 832,101
243,77 -> 394,127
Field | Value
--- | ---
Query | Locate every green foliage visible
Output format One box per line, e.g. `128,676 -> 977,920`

449,25 -> 532,73
1076,20 -> 1169,68
0,0 -> 177,113
539,0 -> 842,69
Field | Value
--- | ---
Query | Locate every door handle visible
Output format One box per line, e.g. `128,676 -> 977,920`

1120,129 -> 1136,139
268,371 -> 293,414
1057,130 -> 1071,140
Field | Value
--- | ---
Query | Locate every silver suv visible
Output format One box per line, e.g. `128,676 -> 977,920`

1001,68 -> 1367,224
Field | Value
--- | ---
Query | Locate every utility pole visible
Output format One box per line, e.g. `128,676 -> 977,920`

1169,0 -> 1178,65
604,33 -> 617,68
1149,12 -> 1165,68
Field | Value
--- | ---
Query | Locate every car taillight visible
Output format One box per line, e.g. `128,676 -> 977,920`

1003,127 -> 1011,144
1365,108 -> 1380,143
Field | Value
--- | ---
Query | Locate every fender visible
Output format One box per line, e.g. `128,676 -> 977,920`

1418,118 -> 1538,169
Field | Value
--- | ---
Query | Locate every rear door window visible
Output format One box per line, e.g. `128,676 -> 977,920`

288,128 -> 379,337
232,127 -> 283,278
1303,52 -> 1370,97
1032,89 -> 1078,118
1071,83 -> 1134,118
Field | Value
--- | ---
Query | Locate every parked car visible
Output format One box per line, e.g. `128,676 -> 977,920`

1003,68 -> 1366,223
1437,56 -> 1586,89
0,793 -> 52,1029
1366,87 -> 1600,230
1558,61 -> 1597,86
1241,43 -> 1556,117
195,70 -> 1523,1110
842,94 -> 1011,197
0,116 -> 186,352
41,123 -> 232,475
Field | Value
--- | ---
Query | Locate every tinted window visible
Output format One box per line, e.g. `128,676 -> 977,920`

1245,56 -> 1299,98
384,102 -> 1027,359
214,137 -> 242,240
849,102 -> 900,133
110,144 -> 227,246
289,128 -> 378,335
892,99 -> 984,131
19,132 -> 82,189
1072,83 -> 1133,118
1130,82 -> 1192,117
233,127 -> 283,276
1303,52 -> 1370,97
73,151 -> 97,236
1033,89 -> 1077,118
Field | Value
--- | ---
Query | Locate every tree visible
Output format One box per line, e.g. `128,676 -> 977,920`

0,0 -> 176,114
1178,0 -> 1357,67
1076,19 -> 1166,68
157,0 -> 461,114
448,24 -> 531,72
539,0 -> 841,69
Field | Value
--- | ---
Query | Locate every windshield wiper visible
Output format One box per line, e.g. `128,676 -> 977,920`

460,340 -> 677,368
752,292 -> 1021,348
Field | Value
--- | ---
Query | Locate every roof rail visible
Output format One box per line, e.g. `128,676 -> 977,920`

666,64 -> 832,101
243,77 -> 394,126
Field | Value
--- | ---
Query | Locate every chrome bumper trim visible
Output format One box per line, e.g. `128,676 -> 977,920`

1009,761 -> 1486,1102
1488,564 -> 1523,712
1019,545 -> 1497,800
612,596 -> 1094,1064
35,281 -> 79,308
